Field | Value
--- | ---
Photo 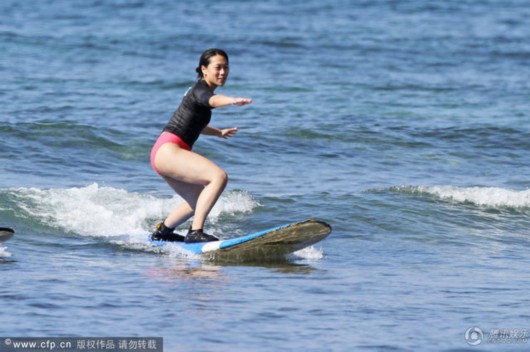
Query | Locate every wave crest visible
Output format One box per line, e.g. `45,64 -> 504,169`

392,185 -> 530,208
7,183 -> 259,238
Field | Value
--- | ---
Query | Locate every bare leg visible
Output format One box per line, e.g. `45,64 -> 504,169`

154,143 -> 228,231
189,170 -> 227,230
162,178 -> 201,228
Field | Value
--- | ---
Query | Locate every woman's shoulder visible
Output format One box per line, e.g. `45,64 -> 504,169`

187,80 -> 214,107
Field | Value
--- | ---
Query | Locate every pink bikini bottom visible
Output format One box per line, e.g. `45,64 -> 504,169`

150,131 -> 191,175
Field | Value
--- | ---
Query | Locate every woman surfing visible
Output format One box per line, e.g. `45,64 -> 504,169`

150,49 -> 252,243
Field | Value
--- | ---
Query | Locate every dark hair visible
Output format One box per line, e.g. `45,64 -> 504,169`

195,48 -> 229,78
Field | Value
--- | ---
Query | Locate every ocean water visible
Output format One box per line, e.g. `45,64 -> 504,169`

1,0 -> 530,350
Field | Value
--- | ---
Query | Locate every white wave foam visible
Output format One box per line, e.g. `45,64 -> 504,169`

404,185 -> 530,208
292,246 -> 324,260
10,184 -> 326,261
0,247 -> 12,257
12,183 -> 259,242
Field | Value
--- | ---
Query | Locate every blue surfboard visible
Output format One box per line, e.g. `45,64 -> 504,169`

0,227 -> 14,242
150,219 -> 331,261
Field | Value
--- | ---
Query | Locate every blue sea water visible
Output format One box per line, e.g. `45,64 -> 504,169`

1,0 -> 530,350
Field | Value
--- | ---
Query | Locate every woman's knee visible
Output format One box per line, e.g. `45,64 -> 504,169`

214,168 -> 228,186
204,165 -> 227,186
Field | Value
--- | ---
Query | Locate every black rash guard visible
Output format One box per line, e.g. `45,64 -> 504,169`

163,79 -> 215,148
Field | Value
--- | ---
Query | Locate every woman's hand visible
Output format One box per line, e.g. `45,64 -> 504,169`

232,97 -> 253,106
220,127 -> 238,139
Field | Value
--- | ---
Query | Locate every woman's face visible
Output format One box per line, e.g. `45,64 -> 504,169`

201,55 -> 229,88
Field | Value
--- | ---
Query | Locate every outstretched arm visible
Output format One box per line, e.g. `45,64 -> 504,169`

202,125 -> 239,139
203,94 -> 250,138
209,94 -> 253,108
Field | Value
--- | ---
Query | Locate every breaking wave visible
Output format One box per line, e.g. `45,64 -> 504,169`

391,185 -> 530,209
